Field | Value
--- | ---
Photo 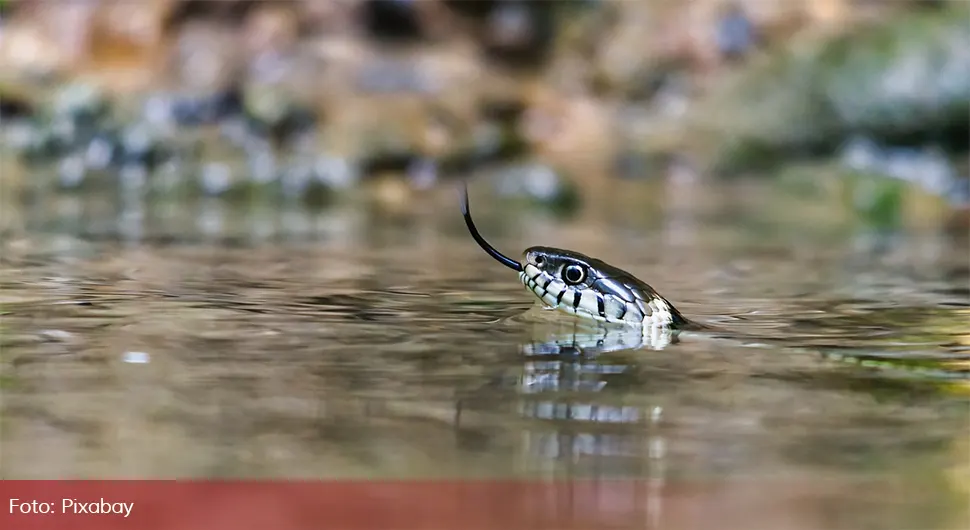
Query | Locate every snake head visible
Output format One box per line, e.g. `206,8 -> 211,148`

459,181 -> 689,329
521,246 -> 689,328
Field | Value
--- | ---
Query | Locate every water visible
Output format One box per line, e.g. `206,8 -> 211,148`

1,178 -> 967,529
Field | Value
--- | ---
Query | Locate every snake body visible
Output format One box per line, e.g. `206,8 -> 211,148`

458,183 -> 969,385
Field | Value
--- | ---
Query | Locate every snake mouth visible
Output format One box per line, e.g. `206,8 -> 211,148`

459,181 -> 522,272
520,265 -> 574,312
519,263 -> 604,323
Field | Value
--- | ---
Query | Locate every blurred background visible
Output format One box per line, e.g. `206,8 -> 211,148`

0,0 -> 967,223
0,1 -> 968,528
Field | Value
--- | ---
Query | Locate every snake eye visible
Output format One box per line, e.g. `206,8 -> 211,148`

535,256 -> 545,267
562,264 -> 587,285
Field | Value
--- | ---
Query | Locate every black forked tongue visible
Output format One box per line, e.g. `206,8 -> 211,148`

459,181 -> 523,272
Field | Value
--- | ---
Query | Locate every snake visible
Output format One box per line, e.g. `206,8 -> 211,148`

458,182 -> 970,386
459,182 -> 704,333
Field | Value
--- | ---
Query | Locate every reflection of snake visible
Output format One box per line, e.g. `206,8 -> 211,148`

460,182 -> 699,332
459,183 -> 969,385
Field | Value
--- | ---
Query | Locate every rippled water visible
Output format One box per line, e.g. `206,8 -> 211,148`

1,179 -> 968,529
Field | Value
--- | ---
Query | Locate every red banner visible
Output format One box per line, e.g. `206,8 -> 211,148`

0,478 -> 924,530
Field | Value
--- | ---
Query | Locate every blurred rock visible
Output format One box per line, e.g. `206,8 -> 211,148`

52,82 -> 110,128
611,150 -> 675,181
242,79 -> 317,147
148,157 -> 186,196
0,3 -> 96,81
1,120 -> 37,153
405,157 -> 438,189
591,3 -> 675,95
4,0 -> 963,210
16,125 -> 57,164
199,161 -> 235,197
370,173 -> 415,213
881,148 -> 955,197
245,140 -> 279,185
279,158 -> 315,200
296,0 -> 359,33
118,162 -> 149,193
171,21 -> 241,98
0,23 -> 64,80
84,133 -> 118,171
117,122 -> 169,169
314,155 -> 360,190
840,136 -> 962,199
840,136 -> 883,173
482,1 -> 556,68
680,6 -> 970,175
143,88 -> 243,127
498,162 -> 558,200
243,5 -> 300,58
522,90 -> 616,194
280,154 -> 358,207
438,121 -> 527,175
362,0 -> 427,42
57,153 -> 88,190
494,161 -> 580,213
14,82 -> 112,164
91,0 -> 175,50
163,0 -> 259,29
715,3 -> 758,61
0,83 -> 37,119
241,42 -> 326,149
355,58 -> 440,94
218,116 -> 254,148
441,0 -> 560,68
323,93 -> 444,177
948,177 -> 970,208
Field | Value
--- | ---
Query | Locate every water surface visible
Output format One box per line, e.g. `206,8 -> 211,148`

1,179 -> 967,530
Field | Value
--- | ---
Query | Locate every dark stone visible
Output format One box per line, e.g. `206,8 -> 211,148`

359,150 -> 419,177
716,4 -> 758,61
244,106 -> 317,149
166,88 -> 243,126
481,1 -> 556,69
362,0 -> 427,43
0,96 -> 34,119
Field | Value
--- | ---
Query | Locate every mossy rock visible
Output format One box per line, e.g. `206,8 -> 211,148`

686,7 -> 970,175
818,11 -> 970,142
